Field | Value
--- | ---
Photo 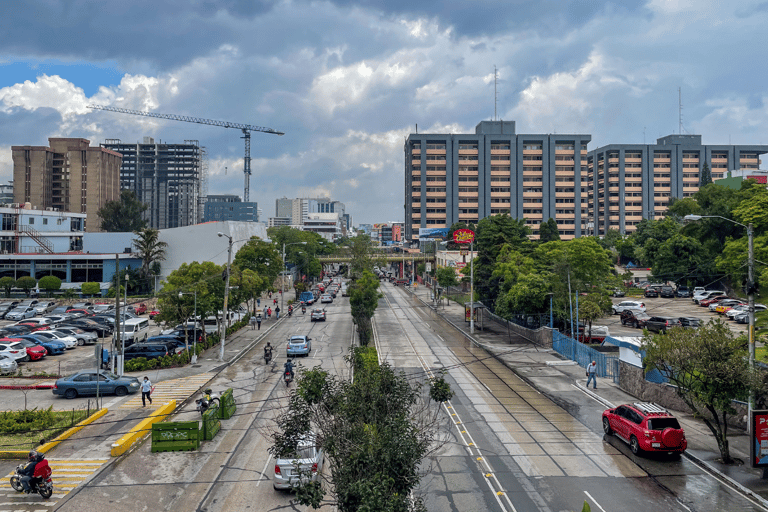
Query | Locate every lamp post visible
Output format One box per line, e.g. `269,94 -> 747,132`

179,290 -> 198,364
218,232 -> 233,362
684,214 -> 755,426
120,274 -> 128,376
282,241 -> 307,315
470,238 -> 474,334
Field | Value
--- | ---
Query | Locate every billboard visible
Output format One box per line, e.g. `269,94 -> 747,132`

419,227 -> 450,241
752,410 -> 768,467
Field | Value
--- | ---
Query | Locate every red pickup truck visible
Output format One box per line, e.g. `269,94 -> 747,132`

134,303 -> 147,315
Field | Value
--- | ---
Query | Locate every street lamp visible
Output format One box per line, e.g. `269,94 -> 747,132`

282,241 -> 307,314
218,232 -> 233,362
119,274 -> 128,376
684,214 -> 755,424
179,289 -> 198,364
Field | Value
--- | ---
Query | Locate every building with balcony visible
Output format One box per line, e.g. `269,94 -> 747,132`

587,135 -> 768,235
202,194 -> 258,223
405,121 -> 591,242
12,138 -> 122,232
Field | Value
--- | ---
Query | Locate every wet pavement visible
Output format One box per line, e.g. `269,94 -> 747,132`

407,283 -> 768,510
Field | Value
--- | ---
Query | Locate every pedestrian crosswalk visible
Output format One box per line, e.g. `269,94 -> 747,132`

118,372 -> 216,409
1,458 -> 108,508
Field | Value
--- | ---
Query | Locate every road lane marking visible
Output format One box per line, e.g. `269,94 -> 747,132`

584,491 -> 606,512
256,454 -> 273,487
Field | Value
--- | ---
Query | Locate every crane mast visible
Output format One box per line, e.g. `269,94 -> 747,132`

88,104 -> 284,202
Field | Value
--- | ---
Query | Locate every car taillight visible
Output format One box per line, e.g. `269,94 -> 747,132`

274,465 -> 281,475
311,462 -> 318,473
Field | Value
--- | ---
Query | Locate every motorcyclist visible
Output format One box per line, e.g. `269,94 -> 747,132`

284,358 -> 294,380
20,450 -> 45,493
264,342 -> 273,360
301,305 -> 306,314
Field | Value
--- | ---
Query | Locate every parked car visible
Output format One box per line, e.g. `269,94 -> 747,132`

0,354 -> 18,374
149,309 -> 160,320
678,317 -> 701,329
612,301 -> 646,315
644,287 -> 659,298
620,310 -> 651,329
53,327 -> 97,345
66,308 -> 94,318
320,294 -> 333,304
33,301 -> 57,315
675,286 -> 690,298
17,334 -> 66,355
310,308 -> 326,322
0,325 -> 32,338
61,319 -> 112,337
133,303 -> 147,315
602,402 -> 687,455
273,432 -> 324,490
287,335 -> 312,357
145,335 -> 189,354
714,299 -> 745,314
612,288 -> 626,298
0,339 -> 31,362
52,370 -> 141,399
645,316 -> 683,334
117,343 -> 171,361
32,331 -> 78,349
694,291 -> 725,304
5,307 -> 36,321
11,338 -> 47,361
659,286 -> 675,298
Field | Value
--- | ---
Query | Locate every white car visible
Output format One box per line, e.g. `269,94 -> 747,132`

0,340 -> 29,362
320,294 -> 333,304
0,354 -> 18,374
611,300 -> 646,315
33,331 -> 78,349
273,433 -> 324,490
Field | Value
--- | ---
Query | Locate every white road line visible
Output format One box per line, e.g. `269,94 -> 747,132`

256,454 -> 273,487
584,491 -> 606,512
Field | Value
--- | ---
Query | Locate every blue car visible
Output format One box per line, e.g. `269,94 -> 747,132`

17,334 -> 66,355
287,335 -> 312,357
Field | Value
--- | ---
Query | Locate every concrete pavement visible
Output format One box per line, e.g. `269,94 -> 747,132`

407,282 -> 768,508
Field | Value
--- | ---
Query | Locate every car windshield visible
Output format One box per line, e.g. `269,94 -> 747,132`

647,417 -> 681,430
100,371 -> 119,380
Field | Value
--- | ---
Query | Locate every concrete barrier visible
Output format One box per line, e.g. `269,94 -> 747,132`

111,400 -> 176,457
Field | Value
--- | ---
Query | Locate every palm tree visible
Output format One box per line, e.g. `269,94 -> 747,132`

132,228 -> 168,294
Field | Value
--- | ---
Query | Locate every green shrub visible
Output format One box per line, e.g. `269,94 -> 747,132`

0,406 -> 56,433
352,346 -> 378,373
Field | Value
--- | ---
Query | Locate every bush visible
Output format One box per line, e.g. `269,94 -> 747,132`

0,406 -> 56,433
352,346 -> 378,373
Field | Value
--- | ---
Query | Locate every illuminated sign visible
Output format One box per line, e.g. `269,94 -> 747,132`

453,229 -> 475,244
751,410 -> 768,467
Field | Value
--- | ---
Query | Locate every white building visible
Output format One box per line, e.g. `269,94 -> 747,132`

303,213 -> 343,241
0,204 -> 86,254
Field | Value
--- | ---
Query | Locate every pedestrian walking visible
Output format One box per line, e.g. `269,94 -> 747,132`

268,291 -> 272,299
267,307 -> 272,318
250,315 -> 257,330
586,361 -> 598,389
141,377 -> 153,407
275,306 -> 280,319
257,298 -> 261,307
273,298 -> 278,306
257,315 -> 262,330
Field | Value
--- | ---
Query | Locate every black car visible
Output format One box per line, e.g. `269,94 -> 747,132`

676,286 -> 690,298
163,329 -> 203,344
146,335 -> 189,353
0,325 -> 34,337
60,319 -> 112,337
644,287 -> 659,298
678,317 -> 701,328
620,310 -> 651,328
645,316 -> 683,334
116,343 -> 170,361
659,286 -> 675,298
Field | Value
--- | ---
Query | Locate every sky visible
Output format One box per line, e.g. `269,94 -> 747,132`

1,0 -> 768,225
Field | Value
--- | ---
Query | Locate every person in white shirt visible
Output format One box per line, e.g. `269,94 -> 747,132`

586,361 -> 598,389
141,377 -> 153,407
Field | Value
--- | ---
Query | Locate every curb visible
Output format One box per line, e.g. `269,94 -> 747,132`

0,383 -> 54,390
408,286 -> 768,510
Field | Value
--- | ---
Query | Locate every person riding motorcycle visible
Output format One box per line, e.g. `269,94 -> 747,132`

284,358 -> 295,380
264,342 -> 273,361
301,305 -> 306,314
20,450 -> 46,493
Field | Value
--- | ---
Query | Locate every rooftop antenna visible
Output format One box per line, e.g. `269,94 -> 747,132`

678,87 -> 686,135
494,65 -> 498,121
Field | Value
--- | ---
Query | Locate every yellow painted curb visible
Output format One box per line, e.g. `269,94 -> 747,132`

111,400 -> 176,457
0,408 -> 109,459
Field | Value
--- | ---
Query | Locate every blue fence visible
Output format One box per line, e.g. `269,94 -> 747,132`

552,331 -> 619,383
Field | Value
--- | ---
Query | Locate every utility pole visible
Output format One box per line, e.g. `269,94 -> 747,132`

218,232 -> 233,361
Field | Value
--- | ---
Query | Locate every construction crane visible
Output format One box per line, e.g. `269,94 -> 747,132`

87,104 -> 284,202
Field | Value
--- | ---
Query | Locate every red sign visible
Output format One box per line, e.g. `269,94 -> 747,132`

752,411 -> 768,467
453,229 -> 475,244
748,175 -> 768,184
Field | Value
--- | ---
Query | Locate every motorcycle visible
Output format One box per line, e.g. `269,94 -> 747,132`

195,388 -> 220,414
288,308 -> 293,317
10,464 -> 53,499
302,306 -> 306,315
284,369 -> 294,386
264,349 -> 273,365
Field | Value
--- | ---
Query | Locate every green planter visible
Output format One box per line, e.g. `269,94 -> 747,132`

151,421 -> 200,452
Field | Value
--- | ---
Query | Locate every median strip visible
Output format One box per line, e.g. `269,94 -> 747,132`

111,400 -> 176,457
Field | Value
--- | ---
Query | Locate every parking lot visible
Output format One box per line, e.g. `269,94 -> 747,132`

601,295 -> 750,338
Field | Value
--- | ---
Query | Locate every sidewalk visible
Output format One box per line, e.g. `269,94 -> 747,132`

408,283 -> 768,507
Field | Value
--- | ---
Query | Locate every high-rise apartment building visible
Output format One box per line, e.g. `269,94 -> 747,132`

101,137 -> 202,230
12,138 -> 122,232
587,135 -> 768,235
275,197 -> 293,219
202,194 -> 259,223
405,121 -> 591,242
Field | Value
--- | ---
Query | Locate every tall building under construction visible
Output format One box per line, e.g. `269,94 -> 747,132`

102,137 -> 203,230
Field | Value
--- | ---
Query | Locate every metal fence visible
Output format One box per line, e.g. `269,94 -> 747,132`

552,331 -> 619,383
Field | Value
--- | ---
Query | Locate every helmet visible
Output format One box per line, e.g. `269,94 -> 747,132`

28,450 -> 38,461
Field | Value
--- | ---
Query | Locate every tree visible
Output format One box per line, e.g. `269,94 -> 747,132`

270,349 -> 451,511
81,282 -> 100,297
650,234 -> 704,285
538,218 -> 560,242
37,276 -> 62,297
232,237 -> 281,309
15,276 -> 37,297
642,320 -> 756,463
597,228 -> 622,250
97,190 -> 148,232
345,234 -> 375,280
132,228 -> 168,294
700,162 -> 712,186
349,271 -> 381,346
435,267 -> 458,305
578,292 -> 611,341
0,277 -> 15,297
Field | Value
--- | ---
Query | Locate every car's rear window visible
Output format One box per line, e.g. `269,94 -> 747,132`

647,417 -> 681,430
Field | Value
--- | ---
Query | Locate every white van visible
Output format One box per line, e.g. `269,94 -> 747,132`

116,318 -> 150,346
203,316 -> 219,335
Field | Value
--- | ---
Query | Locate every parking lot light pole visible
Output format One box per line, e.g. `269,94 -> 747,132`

684,214 -> 755,426
282,241 -> 307,315
218,232 -> 233,362
179,290 -> 197,364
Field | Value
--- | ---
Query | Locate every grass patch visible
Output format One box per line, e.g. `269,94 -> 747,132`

0,408 -> 91,452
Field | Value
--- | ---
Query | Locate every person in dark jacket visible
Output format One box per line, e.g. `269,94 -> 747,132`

20,450 -> 44,493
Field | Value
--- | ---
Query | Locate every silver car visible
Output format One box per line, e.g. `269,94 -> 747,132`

273,433 -> 324,490
0,354 -> 18,375
5,307 -> 36,321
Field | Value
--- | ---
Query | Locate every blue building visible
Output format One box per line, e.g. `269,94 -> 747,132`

203,195 -> 259,223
